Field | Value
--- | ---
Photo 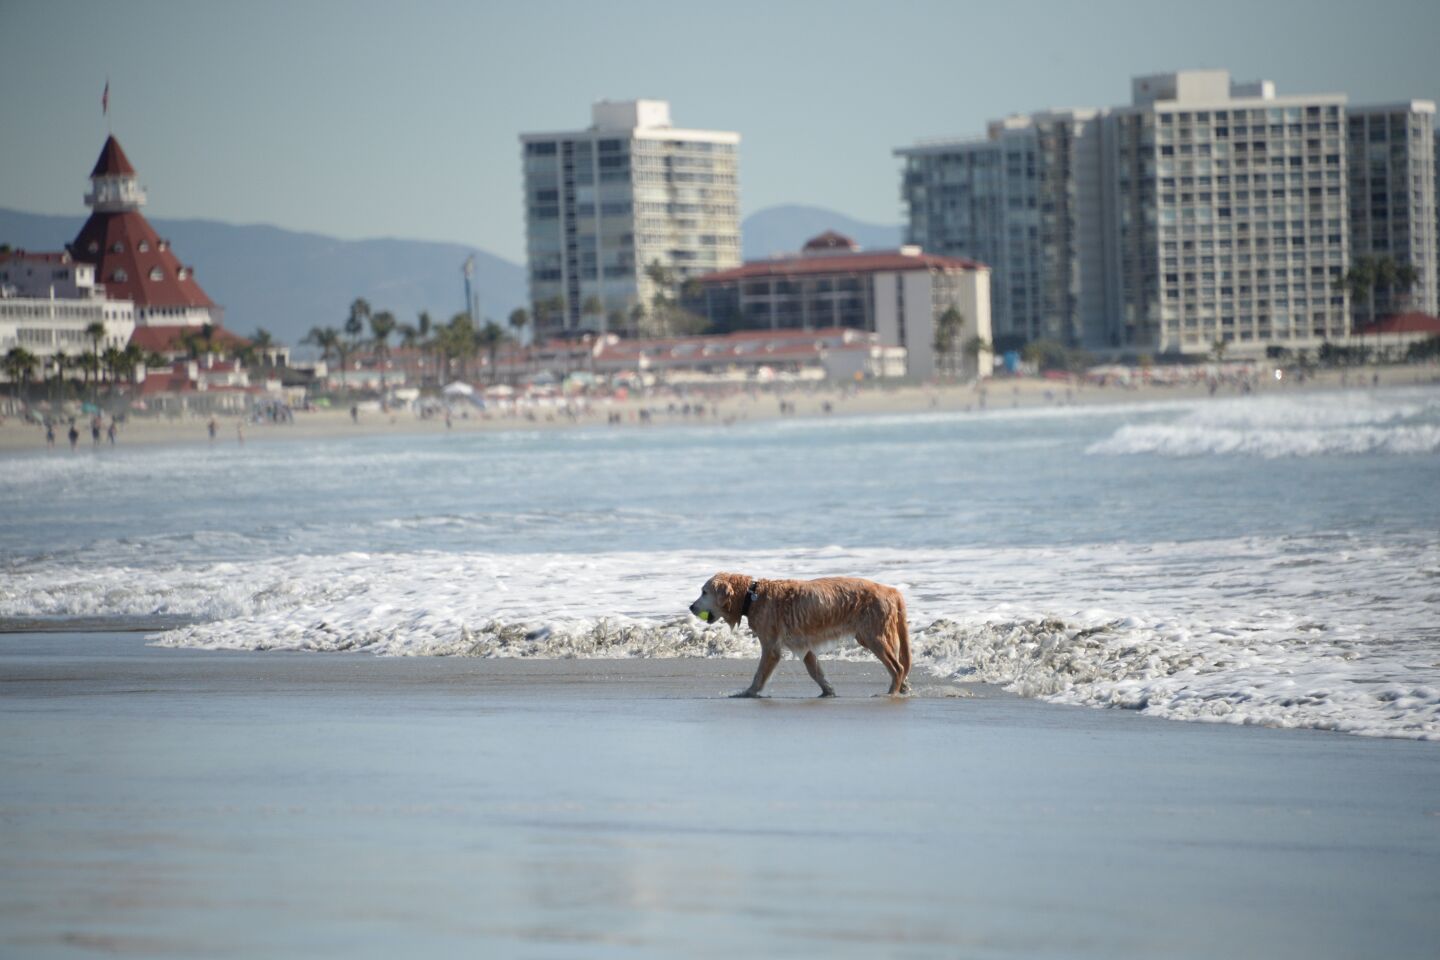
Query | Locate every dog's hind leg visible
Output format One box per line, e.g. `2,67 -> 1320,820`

860,632 -> 907,696
733,646 -> 782,698
802,650 -> 837,698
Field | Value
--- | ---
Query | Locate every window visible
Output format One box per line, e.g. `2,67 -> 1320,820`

149,267 -> 164,281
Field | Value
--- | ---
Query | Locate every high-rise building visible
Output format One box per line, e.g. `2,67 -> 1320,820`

1346,102 -> 1438,324
900,70 -> 1438,359
897,111 -> 1105,350
1111,71 -> 1351,356
520,100 -> 740,339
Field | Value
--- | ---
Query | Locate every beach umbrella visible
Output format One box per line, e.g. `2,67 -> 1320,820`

443,382 -> 475,396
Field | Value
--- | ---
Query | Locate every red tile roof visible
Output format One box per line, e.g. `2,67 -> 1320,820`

69,210 -> 216,309
802,230 -> 858,252
697,249 -> 987,284
90,135 -> 136,177
1356,312 -> 1440,336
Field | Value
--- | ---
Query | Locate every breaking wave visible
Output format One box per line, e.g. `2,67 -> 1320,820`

5,540 -> 1437,741
1087,388 -> 1440,458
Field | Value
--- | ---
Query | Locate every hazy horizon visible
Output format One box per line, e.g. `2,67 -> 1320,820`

2,0 -> 1437,262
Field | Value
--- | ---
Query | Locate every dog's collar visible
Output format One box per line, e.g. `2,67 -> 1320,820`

741,581 -> 759,617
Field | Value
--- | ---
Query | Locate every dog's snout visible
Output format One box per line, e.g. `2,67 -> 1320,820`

688,601 -> 699,614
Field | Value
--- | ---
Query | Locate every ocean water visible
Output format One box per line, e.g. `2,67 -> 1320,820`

3,384 -> 1439,740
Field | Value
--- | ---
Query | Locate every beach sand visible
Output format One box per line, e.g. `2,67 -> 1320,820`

2,632 -> 1436,958
5,366 -> 1436,452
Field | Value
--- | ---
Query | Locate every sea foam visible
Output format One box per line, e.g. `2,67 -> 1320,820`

1088,388 -> 1440,458
6,539 -> 1436,740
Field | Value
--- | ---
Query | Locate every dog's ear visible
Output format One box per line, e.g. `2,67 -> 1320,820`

713,572 -> 747,628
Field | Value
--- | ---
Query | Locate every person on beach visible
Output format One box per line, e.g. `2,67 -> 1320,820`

45,421 -> 55,448
91,416 -> 101,445
208,417 -> 218,441
67,422 -> 79,449
236,420 -> 245,445
106,420 -> 117,445
350,404 -> 359,424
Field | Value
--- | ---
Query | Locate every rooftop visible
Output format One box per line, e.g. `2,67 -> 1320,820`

90,135 -> 137,178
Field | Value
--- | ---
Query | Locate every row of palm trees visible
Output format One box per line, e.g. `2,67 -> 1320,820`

4,336 -> 163,409
1334,254 -> 1419,315
302,298 -> 536,392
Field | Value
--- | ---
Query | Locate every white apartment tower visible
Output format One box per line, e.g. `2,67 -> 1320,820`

521,100 -> 741,339
1111,70 -> 1351,355
901,70 -> 1439,359
897,110 -> 1107,349
1346,102 -> 1438,325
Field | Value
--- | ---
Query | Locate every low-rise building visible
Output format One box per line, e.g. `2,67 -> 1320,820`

0,249 -> 135,373
589,327 -> 905,383
685,232 -> 992,380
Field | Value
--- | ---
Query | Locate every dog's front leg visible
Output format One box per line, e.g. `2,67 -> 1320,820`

803,651 -> 837,697
733,646 -> 782,698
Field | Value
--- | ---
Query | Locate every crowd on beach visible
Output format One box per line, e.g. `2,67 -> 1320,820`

2,360 -> 1434,453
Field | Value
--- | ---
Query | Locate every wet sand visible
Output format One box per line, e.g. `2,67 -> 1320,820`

2,632 -> 1437,958
5,366 -> 1435,452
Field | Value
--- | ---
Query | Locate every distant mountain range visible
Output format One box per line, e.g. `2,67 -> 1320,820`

0,208 -> 527,348
741,205 -> 904,259
1,204 -> 903,347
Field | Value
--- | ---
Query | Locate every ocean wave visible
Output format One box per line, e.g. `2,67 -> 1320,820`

1087,423 -> 1440,458
145,608 -> 1440,741
6,540 -> 1437,740
1087,388 -> 1440,458
912,617 -> 1440,741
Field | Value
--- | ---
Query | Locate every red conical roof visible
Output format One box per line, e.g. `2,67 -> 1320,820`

69,210 -> 215,310
90,135 -> 136,177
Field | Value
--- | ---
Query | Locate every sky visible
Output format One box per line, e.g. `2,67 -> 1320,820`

2,0 -> 1438,264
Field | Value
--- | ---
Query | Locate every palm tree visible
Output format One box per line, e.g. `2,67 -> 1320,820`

302,326 -> 343,393
345,298 -> 370,342
1337,254 -> 1418,350
477,320 -> 507,384
101,345 -> 124,398
438,312 -> 477,383
116,343 -> 145,389
369,310 -> 396,365
84,320 -> 106,406
508,307 -> 529,344
3,346 -> 39,410
932,307 -> 965,377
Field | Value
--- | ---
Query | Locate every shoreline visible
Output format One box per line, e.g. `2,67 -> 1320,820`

3,365 -> 1436,453
3,631 -> 1437,958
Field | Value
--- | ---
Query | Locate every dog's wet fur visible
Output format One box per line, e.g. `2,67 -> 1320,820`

690,572 -> 912,697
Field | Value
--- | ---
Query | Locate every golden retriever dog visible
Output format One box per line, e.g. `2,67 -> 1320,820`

690,572 -> 911,697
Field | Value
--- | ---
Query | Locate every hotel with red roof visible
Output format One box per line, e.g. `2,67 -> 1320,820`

685,231 -> 992,380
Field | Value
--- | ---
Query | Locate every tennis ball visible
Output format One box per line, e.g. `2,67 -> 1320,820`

697,610 -> 712,622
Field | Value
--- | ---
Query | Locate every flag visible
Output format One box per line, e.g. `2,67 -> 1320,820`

102,80 -> 109,116
463,254 -> 476,278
